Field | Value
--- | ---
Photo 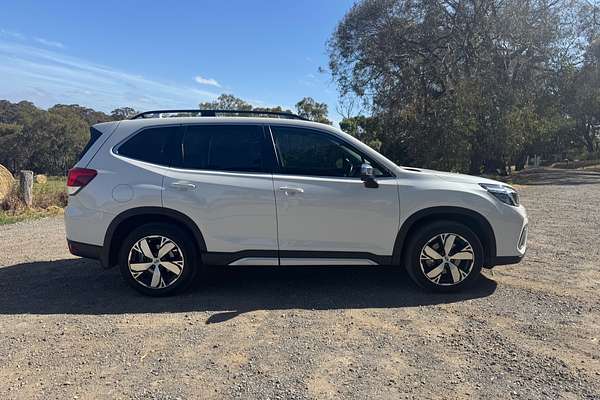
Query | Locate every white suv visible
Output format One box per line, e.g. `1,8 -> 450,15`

65,110 -> 527,296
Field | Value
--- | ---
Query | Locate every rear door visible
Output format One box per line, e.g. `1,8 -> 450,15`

162,123 -> 279,265
270,125 -> 400,265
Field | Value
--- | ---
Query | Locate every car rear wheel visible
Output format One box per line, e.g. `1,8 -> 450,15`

404,221 -> 483,292
118,223 -> 198,296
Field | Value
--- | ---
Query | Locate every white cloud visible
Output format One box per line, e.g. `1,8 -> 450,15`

0,29 -> 25,40
0,40 -> 218,112
34,37 -> 65,49
194,75 -> 221,87
1,30 -> 64,49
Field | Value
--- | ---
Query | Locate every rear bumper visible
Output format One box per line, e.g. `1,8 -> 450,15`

67,240 -> 102,261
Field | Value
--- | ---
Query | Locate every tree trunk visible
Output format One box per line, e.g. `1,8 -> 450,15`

514,153 -> 527,171
19,170 -> 33,208
469,151 -> 483,175
582,124 -> 596,154
483,158 -> 509,176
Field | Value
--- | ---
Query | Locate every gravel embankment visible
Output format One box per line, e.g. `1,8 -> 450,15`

1,168 -> 599,399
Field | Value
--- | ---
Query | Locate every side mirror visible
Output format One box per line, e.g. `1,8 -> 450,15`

360,163 -> 379,188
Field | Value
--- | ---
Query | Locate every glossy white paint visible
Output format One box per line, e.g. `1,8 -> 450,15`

273,175 -> 399,254
394,167 -> 528,257
162,168 -> 278,252
65,116 -> 528,264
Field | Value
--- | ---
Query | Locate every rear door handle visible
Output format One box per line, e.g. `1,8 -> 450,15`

279,186 -> 304,195
170,181 -> 196,191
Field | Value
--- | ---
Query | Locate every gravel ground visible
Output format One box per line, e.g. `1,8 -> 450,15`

1,168 -> 599,399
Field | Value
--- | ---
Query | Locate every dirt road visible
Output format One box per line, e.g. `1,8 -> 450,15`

1,168 -> 599,399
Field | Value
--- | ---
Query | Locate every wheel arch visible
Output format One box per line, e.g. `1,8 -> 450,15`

392,206 -> 496,267
101,207 -> 207,269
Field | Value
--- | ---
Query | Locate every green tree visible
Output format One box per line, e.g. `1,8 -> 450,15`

253,105 -> 294,114
111,107 -> 138,120
295,97 -> 331,124
31,109 -> 88,174
0,101 -> 92,175
0,101 -> 47,172
339,115 -> 382,151
0,122 -> 24,172
328,0 -> 580,174
49,104 -> 112,125
562,40 -> 600,154
199,94 -> 253,111
199,94 -> 330,122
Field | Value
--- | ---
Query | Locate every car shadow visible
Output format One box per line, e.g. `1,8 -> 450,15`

0,258 -> 497,323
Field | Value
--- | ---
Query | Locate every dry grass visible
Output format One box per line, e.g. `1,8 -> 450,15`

0,164 -> 14,201
32,176 -> 68,209
0,176 -> 67,225
35,174 -> 48,184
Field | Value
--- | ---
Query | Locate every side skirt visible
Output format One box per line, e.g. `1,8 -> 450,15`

202,250 -> 392,266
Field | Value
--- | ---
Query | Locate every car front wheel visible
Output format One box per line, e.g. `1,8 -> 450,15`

404,221 -> 483,292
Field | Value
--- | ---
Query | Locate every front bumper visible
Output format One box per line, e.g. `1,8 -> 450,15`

488,254 -> 524,267
486,223 -> 528,268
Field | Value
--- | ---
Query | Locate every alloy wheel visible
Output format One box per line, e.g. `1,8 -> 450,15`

419,233 -> 475,286
127,235 -> 185,289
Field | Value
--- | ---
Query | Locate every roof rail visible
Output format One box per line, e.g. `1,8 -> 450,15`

130,109 -> 308,121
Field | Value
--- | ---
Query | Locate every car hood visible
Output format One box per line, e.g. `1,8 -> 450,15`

397,166 -> 506,186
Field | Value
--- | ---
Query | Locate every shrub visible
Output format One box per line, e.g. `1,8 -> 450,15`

0,183 -> 23,211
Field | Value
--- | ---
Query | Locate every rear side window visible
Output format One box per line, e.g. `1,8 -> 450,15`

79,127 -> 103,160
117,126 -> 179,166
176,125 -> 266,172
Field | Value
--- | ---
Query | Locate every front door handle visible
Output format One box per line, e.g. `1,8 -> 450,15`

279,186 -> 304,195
170,181 -> 196,191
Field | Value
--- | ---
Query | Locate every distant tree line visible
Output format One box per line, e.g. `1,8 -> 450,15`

328,0 -> 600,174
199,94 -> 331,124
0,102 -> 138,175
0,96 -> 330,175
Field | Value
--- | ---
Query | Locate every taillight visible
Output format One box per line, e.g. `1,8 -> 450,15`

67,168 -> 97,195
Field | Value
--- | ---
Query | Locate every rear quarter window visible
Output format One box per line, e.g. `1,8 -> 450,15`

116,126 -> 180,166
79,127 -> 103,160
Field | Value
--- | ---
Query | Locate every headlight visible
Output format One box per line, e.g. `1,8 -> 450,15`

479,183 -> 519,206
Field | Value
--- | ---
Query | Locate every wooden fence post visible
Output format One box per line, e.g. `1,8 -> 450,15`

19,170 -> 34,207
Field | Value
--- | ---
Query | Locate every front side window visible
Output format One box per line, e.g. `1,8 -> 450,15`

271,126 -> 387,177
117,126 -> 179,166
176,124 -> 266,172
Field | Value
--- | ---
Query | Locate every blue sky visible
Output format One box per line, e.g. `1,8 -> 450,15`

0,1 -> 355,122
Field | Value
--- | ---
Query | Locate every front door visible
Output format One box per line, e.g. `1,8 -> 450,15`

270,126 -> 400,265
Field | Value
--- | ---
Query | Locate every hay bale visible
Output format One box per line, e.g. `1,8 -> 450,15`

0,164 -> 14,201
35,174 -> 48,184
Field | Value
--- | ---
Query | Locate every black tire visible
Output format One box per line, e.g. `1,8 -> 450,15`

404,221 -> 483,293
118,223 -> 199,296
